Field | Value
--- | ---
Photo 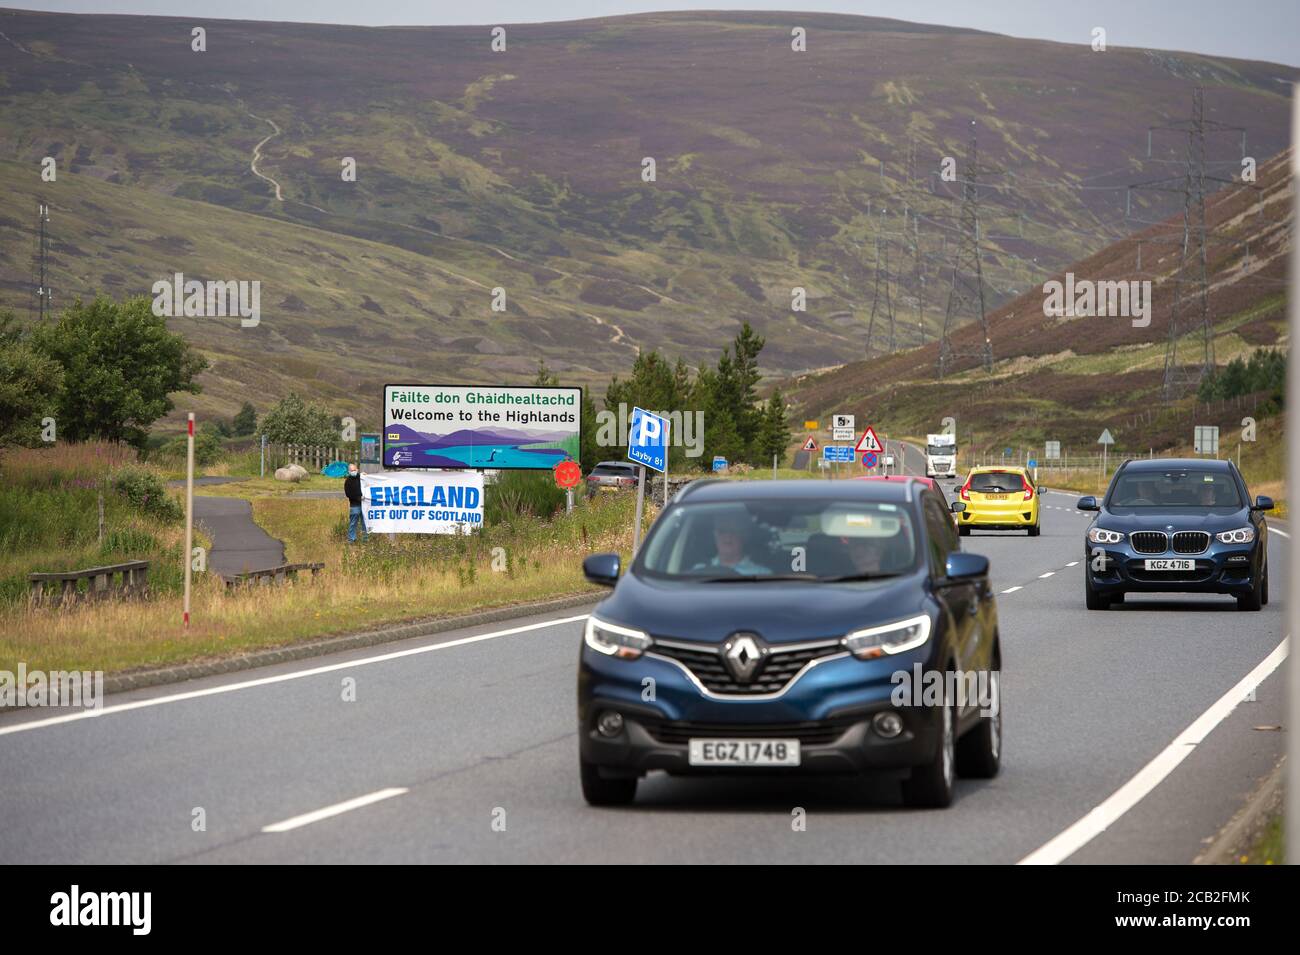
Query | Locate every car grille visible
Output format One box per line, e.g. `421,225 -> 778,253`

1172,531 -> 1211,554
640,716 -> 859,747
1130,531 -> 1167,554
649,640 -> 844,696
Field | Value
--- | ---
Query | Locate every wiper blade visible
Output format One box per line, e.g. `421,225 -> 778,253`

695,574 -> 817,583
818,572 -> 903,583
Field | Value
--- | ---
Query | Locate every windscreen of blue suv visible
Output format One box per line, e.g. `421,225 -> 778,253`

577,479 -> 1001,809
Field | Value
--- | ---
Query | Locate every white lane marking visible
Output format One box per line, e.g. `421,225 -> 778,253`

0,614 -> 592,737
1038,572 -> 1055,578
1272,528 -> 1290,539
1066,561 -> 1079,567
1001,586 -> 1022,594
1018,637 -> 1289,865
262,787 -> 408,833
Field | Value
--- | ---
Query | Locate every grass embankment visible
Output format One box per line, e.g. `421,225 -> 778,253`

1035,414 -> 1288,518
0,443 -> 202,607
1238,815 -> 1284,865
0,450 -> 646,675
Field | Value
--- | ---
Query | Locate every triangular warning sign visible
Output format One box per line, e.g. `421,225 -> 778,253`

802,436 -> 818,452
854,426 -> 883,453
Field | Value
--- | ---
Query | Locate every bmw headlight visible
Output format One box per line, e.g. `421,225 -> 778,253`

1087,527 -> 1125,544
1215,526 -> 1256,545
843,614 -> 931,660
584,616 -> 652,659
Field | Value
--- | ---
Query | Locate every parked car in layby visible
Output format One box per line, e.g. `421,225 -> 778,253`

586,461 -> 640,497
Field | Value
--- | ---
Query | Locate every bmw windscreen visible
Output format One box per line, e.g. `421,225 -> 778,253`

1107,469 -> 1242,508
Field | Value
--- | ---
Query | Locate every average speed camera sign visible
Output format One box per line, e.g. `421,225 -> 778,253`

832,414 -> 855,441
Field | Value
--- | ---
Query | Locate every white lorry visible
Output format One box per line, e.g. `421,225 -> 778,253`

925,433 -> 958,479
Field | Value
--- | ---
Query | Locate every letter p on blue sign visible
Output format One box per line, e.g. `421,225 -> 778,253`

628,406 -> 670,473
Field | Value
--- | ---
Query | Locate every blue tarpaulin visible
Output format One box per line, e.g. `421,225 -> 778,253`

321,461 -> 350,477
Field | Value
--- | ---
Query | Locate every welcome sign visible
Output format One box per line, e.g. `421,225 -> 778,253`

384,383 -> 581,470
360,470 -> 484,534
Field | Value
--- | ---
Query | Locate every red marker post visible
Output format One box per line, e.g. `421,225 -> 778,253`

183,413 -> 194,628
554,459 -> 582,514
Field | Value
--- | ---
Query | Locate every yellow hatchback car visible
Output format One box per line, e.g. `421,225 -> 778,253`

956,467 -> 1040,536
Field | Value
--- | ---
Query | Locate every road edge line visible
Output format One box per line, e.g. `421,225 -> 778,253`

1017,636 -> 1289,865
98,591 -> 600,697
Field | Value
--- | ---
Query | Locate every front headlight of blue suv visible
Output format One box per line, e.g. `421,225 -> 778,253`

843,614 -> 931,660
1215,526 -> 1256,544
1087,527 -> 1125,544
584,616 -> 653,659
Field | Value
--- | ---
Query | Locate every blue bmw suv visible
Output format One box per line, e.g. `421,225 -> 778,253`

1078,458 -> 1272,611
577,478 -> 1002,808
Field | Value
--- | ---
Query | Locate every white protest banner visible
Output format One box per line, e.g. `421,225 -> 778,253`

360,470 -> 484,534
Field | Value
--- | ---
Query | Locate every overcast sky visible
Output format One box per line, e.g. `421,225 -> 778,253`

8,1 -> 1300,67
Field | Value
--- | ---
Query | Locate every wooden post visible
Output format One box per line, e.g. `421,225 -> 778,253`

184,412 -> 194,628
632,465 -> 647,555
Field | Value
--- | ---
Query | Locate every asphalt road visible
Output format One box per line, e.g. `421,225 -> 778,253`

0,451 -> 1287,863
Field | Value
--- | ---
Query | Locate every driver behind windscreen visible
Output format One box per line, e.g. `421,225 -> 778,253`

846,536 -> 886,575
693,509 -> 773,575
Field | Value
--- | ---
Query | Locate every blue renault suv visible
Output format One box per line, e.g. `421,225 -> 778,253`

577,478 -> 1002,808
1078,458 -> 1272,611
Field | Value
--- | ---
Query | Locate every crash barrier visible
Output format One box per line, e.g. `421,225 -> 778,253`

28,560 -> 150,607
223,562 -> 325,590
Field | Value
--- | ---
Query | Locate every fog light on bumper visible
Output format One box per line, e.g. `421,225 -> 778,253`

872,712 -> 904,738
597,710 -> 625,738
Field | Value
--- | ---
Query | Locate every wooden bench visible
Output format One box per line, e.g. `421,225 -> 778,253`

28,561 -> 151,608
223,562 -> 325,590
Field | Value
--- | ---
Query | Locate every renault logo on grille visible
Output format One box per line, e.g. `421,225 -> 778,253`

722,632 -> 768,683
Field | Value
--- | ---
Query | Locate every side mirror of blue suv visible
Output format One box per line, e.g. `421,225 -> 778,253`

1253,496 -> 1274,511
945,552 -> 989,580
1077,496 -> 1099,511
583,553 -> 621,587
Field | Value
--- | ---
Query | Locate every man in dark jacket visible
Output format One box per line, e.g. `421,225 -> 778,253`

344,464 -> 367,543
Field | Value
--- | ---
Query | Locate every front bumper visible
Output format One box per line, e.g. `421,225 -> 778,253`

578,646 -> 945,777
1085,542 -> 1259,595
578,699 -> 942,777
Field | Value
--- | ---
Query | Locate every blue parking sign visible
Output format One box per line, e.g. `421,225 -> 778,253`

628,406 -> 670,473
